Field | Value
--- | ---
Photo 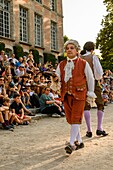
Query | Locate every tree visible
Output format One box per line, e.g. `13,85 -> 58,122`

96,0 -> 113,71
64,35 -> 69,43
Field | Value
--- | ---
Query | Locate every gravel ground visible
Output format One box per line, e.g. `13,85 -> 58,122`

0,104 -> 113,170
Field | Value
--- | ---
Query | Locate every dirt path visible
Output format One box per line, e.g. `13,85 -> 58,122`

0,104 -> 113,170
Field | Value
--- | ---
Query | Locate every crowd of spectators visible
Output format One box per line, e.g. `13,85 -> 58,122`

0,49 -> 113,131
0,50 -> 64,131
101,69 -> 113,106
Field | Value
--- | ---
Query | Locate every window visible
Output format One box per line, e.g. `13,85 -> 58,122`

51,21 -> 57,50
35,13 -> 42,46
0,0 -> 10,38
36,0 -> 42,3
20,7 -> 28,42
50,0 -> 56,11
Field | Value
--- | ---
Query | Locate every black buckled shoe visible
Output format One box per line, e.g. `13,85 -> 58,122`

96,130 -> 108,136
76,142 -> 84,150
86,131 -> 92,138
65,144 -> 76,154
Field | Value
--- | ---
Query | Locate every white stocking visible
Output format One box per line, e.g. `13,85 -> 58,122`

70,124 -> 80,146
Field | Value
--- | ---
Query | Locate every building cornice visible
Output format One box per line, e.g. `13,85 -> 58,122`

0,36 -> 15,42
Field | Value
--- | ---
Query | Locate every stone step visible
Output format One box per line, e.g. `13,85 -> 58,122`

28,108 -> 41,114
31,113 -> 49,120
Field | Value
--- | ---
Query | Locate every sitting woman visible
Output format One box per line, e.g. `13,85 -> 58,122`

49,87 -> 65,115
39,87 -> 65,118
18,74 -> 31,108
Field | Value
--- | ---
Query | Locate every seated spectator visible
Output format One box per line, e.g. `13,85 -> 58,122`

18,74 -> 31,107
0,105 -> 13,130
0,50 -> 5,61
109,91 -> 113,103
26,82 -> 40,108
22,56 -> 28,68
8,53 -> 18,65
5,75 -> 18,99
50,74 -> 61,96
26,63 -> 34,75
3,54 -> 9,67
26,51 -> 34,63
15,64 -> 25,77
40,63 -> 47,72
37,75 -> 47,97
39,87 -> 65,118
9,62 -> 17,82
39,75 -> 46,85
32,75 -> 40,85
15,57 -> 23,68
10,93 -> 31,125
49,87 -> 65,115
102,90 -> 109,106
23,82 -> 32,108
2,65 -> 11,77
2,97 -> 23,128
110,79 -> 113,90
34,68 -> 40,75
46,80 -> 52,88
0,76 -> 7,105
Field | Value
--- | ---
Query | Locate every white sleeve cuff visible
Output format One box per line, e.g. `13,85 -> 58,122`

87,91 -> 97,98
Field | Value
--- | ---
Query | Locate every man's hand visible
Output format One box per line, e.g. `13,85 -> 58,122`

86,96 -> 96,107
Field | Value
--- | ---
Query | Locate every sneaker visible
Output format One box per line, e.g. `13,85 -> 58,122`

65,144 -> 77,154
52,113 -> 61,118
9,124 -> 15,129
23,121 -> 29,125
60,112 -> 65,117
3,125 -> 14,131
3,125 -> 10,130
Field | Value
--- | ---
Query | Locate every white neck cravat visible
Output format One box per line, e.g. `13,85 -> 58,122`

64,56 -> 77,83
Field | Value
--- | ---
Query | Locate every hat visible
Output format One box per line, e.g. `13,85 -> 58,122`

20,64 -> 25,67
4,55 -> 8,58
64,39 -> 81,51
23,56 -> 26,59
26,83 -> 31,87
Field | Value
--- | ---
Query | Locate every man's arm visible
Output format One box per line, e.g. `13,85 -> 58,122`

85,62 -> 97,98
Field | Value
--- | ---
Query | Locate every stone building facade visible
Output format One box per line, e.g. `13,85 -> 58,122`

0,0 -> 64,62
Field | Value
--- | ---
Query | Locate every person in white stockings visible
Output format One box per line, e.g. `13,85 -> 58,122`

56,39 -> 96,154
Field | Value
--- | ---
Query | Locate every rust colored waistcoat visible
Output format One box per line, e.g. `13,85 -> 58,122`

59,57 -> 87,101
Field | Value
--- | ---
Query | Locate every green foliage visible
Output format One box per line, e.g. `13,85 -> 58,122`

64,35 -> 69,43
43,52 -> 57,66
58,54 -> 66,63
96,0 -> 113,71
5,48 -> 12,57
30,49 -> 39,63
0,42 -> 5,52
13,45 -> 23,60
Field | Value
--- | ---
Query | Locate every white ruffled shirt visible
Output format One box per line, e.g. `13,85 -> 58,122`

56,56 -> 96,98
83,51 -> 103,80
